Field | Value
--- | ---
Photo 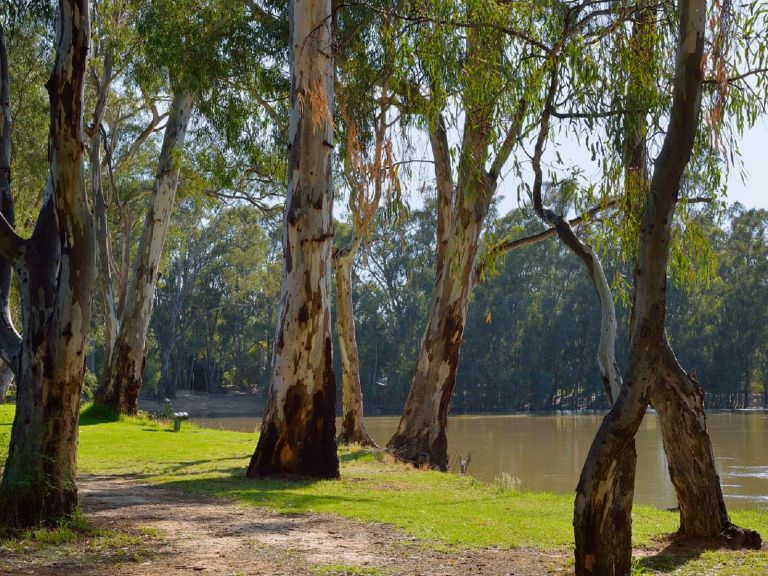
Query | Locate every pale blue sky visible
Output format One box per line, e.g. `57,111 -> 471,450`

725,120 -> 768,209
494,120 -> 768,214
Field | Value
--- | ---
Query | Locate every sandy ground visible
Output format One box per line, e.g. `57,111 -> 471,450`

0,475 -> 572,576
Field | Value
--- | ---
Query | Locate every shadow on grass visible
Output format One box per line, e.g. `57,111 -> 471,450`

634,537 -> 709,574
79,403 -> 120,425
155,469 -> 383,514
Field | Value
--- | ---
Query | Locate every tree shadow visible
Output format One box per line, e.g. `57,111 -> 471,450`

79,403 -> 120,425
635,536 -> 713,573
156,469 -> 385,514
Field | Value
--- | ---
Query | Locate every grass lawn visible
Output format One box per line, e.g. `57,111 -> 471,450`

2,402 -> 768,574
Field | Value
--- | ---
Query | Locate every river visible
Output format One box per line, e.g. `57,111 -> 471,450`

194,411 -> 768,510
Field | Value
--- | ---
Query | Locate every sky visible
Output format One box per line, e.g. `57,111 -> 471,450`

724,120 -> 768,209
386,114 -> 768,221
492,119 -> 768,215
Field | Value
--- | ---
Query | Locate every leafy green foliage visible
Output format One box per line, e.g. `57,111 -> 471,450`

147,202 -> 281,396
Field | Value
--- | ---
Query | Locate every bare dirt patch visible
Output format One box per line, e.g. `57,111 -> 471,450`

1,475 -> 572,575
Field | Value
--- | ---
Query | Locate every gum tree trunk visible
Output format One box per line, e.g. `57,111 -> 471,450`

96,91 -> 194,414
88,44 -> 118,362
574,2 -> 758,572
0,0 -> 96,527
621,0 -> 759,547
386,26 -> 519,469
334,251 -> 375,446
247,0 -> 339,479
527,56 -> 635,564
652,342 -> 760,546
430,114 -> 454,276
385,178 -> 492,469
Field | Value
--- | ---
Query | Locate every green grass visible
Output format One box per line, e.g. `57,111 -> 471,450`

633,549 -> 768,575
2,403 -> 768,574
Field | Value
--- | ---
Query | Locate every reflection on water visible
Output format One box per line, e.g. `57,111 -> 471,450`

194,411 -> 768,510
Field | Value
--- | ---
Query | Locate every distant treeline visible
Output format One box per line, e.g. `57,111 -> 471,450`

138,201 -> 767,413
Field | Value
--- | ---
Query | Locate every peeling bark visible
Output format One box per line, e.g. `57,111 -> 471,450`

247,0 -> 339,479
387,27 -> 514,470
385,181 -> 492,469
0,0 -> 96,528
97,91 -> 194,415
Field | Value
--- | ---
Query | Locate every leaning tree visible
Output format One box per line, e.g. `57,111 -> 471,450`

385,0 -> 531,469
94,0 -> 285,414
574,0 -> 764,573
386,0 -> 638,470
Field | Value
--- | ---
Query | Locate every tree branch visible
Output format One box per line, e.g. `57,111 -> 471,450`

476,197 -> 618,278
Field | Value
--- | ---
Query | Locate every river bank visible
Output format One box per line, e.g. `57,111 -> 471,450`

2,405 -> 768,575
137,390 -> 768,419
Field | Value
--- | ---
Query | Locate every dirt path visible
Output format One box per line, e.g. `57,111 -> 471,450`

1,475 -> 571,576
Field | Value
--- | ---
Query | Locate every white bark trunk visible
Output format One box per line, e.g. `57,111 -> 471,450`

98,91 -> 194,414
248,0 -> 339,478
387,26 -> 507,469
335,250 -> 375,446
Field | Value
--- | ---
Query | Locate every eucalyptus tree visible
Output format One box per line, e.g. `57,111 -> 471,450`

333,73 -> 400,445
0,0 -> 96,527
384,0 -> 533,469
247,0 -> 339,478
574,1 -> 766,572
387,0 -> 638,470
96,0 -> 281,414
333,120 -> 387,445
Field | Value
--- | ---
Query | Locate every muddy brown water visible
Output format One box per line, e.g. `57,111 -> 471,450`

194,411 -> 768,510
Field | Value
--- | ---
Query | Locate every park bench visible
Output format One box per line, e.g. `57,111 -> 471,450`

163,398 -> 190,432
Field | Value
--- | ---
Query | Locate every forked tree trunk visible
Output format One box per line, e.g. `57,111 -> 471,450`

623,0 -> 758,548
386,25 -> 514,469
0,0 -> 96,527
527,53 -> 634,559
574,2 -> 759,572
334,252 -> 375,446
653,341 -> 760,546
96,91 -> 194,414
247,0 -> 339,479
